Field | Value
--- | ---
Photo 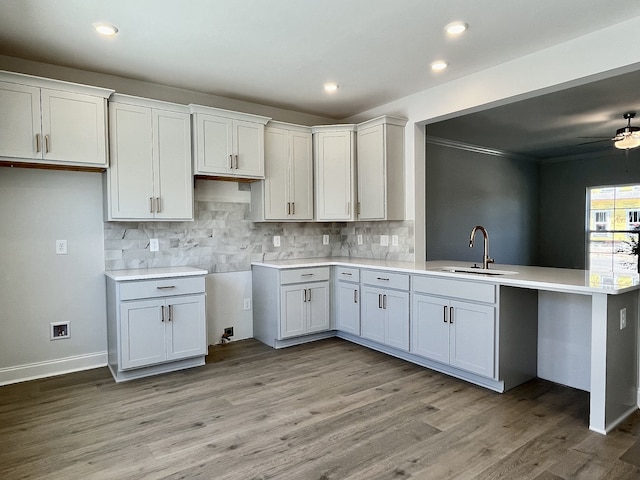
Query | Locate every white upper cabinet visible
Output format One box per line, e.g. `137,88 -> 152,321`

106,94 -> 193,221
0,71 -> 113,168
356,116 -> 407,221
189,104 -> 270,179
251,121 -> 313,221
313,125 -> 357,221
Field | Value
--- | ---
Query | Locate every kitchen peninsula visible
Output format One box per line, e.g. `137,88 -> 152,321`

252,258 -> 639,435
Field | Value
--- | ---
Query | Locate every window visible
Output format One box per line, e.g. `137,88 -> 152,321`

587,185 -> 640,274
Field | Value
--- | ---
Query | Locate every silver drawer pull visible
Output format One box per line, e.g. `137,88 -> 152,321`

376,277 -> 390,281
157,286 -> 176,290
300,273 -> 314,277
341,272 -> 352,276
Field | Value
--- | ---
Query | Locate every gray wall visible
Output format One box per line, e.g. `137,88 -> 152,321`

539,149 -> 640,268
425,141 -> 539,266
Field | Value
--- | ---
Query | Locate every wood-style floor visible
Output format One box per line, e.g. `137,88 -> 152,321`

1,338 -> 639,480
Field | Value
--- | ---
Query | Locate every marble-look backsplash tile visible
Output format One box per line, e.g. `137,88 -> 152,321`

104,201 -> 414,272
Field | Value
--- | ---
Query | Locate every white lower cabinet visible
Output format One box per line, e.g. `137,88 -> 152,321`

281,282 -> 330,338
360,270 -> 410,351
106,272 -> 207,382
335,266 -> 361,335
411,294 -> 495,378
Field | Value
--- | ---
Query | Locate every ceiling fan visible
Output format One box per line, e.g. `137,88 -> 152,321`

578,112 -> 640,149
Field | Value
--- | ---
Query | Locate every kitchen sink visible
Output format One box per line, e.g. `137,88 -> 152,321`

438,266 -> 518,276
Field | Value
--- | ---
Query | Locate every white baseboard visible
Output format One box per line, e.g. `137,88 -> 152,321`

637,387 -> 640,408
0,351 -> 107,386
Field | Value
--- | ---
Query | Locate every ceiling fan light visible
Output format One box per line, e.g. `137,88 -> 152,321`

614,136 -> 640,150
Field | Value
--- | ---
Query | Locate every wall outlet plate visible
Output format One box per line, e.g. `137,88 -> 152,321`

620,308 -> 627,330
380,235 -> 389,247
357,234 -> 363,245
149,238 -> 159,252
273,236 -> 280,247
323,234 -> 329,245
55,239 -> 67,255
243,298 -> 251,310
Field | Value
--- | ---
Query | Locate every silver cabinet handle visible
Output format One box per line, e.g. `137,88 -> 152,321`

235,154 -> 239,169
161,305 -> 165,322
376,277 -> 389,281
307,288 -> 311,302
443,305 -> 448,323
168,304 -> 172,322
35,133 -> 41,153
301,273 -> 314,277
383,294 -> 387,310
450,306 -> 454,324
342,272 -> 352,276
229,154 -> 233,169
354,289 -> 358,304
357,202 -> 361,215
287,202 -> 291,214
303,289 -> 307,302
156,197 -> 161,213
156,286 -> 176,290
44,134 -> 50,153
292,202 -> 295,215
378,294 -> 382,309
150,197 -> 154,213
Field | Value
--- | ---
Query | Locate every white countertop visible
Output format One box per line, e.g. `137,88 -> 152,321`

252,258 -> 640,295
105,266 -> 208,281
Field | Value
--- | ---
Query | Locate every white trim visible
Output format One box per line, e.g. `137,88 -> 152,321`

188,103 -> 271,124
426,135 -> 536,162
597,405 -> 640,435
0,70 -> 114,98
637,386 -> 640,408
0,352 -> 107,386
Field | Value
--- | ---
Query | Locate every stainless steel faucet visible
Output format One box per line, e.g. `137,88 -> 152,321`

469,225 -> 494,270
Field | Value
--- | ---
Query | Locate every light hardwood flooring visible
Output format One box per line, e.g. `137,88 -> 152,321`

1,338 -> 639,479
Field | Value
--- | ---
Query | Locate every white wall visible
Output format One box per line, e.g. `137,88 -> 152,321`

0,168 -> 107,384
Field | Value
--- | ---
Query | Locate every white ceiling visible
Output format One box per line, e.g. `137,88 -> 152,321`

1,0 -> 640,120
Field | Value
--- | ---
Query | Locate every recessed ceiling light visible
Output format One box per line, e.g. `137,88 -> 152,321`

431,61 -> 448,72
445,21 -> 468,35
94,23 -> 119,36
324,83 -> 339,93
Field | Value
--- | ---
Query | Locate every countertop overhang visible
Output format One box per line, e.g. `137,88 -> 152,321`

105,266 -> 208,281
252,258 -> 640,296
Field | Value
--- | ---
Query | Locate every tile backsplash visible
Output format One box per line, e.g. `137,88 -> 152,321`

104,184 -> 414,273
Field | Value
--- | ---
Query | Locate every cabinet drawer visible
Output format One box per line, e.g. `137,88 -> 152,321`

280,267 -> 330,285
412,275 -> 496,304
361,269 -> 409,290
335,266 -> 360,282
119,276 -> 205,300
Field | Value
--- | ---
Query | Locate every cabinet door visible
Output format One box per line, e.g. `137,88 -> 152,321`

411,294 -> 450,364
307,282 -> 330,333
264,127 -> 289,219
108,103 -> 154,219
315,130 -> 354,221
357,124 -> 386,220
41,88 -> 107,166
289,130 -> 313,220
449,300 -> 495,378
0,81 -> 41,160
280,285 -> 306,338
361,286 -> 385,344
383,290 -> 409,351
153,109 -> 193,220
336,282 -> 360,335
234,120 -> 264,177
195,114 -> 233,174
166,294 -> 206,361
120,299 -> 166,369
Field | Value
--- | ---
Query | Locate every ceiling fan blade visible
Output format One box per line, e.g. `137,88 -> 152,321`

577,139 -> 612,146
577,136 -> 611,139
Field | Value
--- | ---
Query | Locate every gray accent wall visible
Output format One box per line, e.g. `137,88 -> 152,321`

425,140 -> 539,266
539,149 -> 640,268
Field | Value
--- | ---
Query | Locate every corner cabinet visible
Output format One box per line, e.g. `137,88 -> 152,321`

189,104 -> 270,179
250,122 -> 313,221
0,70 -> 113,169
105,269 -> 207,382
356,116 -> 407,220
252,265 -> 332,348
106,94 -> 193,221
313,125 -> 357,221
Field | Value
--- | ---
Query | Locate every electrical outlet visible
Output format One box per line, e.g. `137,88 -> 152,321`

51,321 -> 70,340
620,308 -> 627,330
392,235 -> 399,246
224,327 -> 234,337
380,235 -> 389,246
357,234 -> 363,245
273,236 -> 280,247
243,298 -> 251,310
323,234 -> 329,245
149,238 -> 159,252
55,239 -> 67,255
